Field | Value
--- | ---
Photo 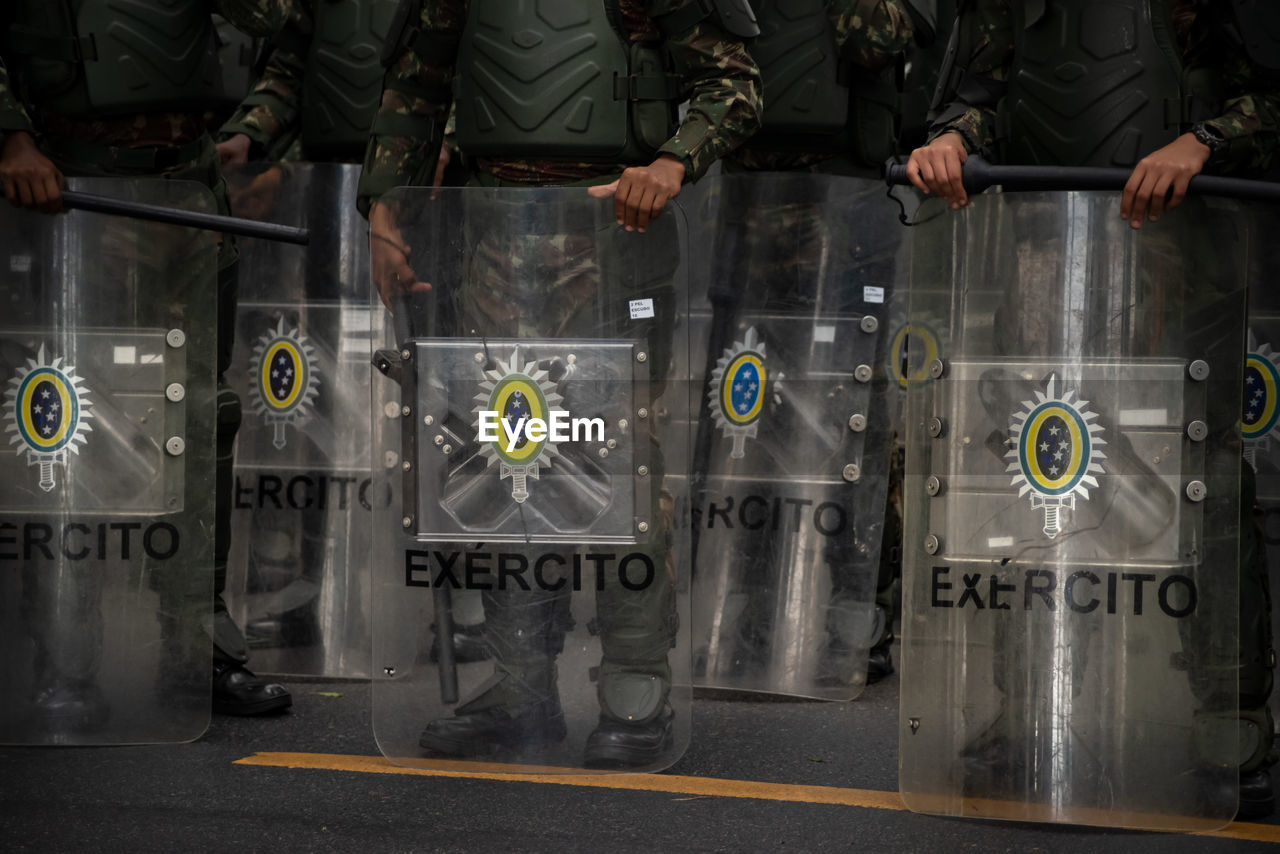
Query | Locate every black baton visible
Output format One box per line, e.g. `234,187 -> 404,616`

60,189 -> 310,245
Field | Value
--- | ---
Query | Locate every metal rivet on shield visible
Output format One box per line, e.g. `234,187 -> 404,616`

637,465 -> 649,477
854,364 -> 873,383
618,419 -> 629,431
434,435 -> 444,446
424,415 -> 434,426
636,352 -> 647,363
442,444 -> 452,455
165,437 -> 185,456
924,534 -> 941,555
637,521 -> 650,534
929,359 -> 947,380
926,476 -> 943,496
165,329 -> 186,349
908,717 -> 921,735
165,382 -> 185,403
402,460 -> 412,472
860,316 -> 879,334
384,402 -> 399,419
400,348 -> 411,361
607,439 -> 617,449
842,464 -> 861,483
384,667 -> 395,676
1188,360 -> 1210,381
927,417 -> 946,438
474,352 -> 485,364
401,405 -> 411,417
637,408 -> 648,420
848,414 -> 867,433
402,516 -> 413,529
1185,481 -> 1207,503
1186,420 -> 1208,442
599,448 -> 609,459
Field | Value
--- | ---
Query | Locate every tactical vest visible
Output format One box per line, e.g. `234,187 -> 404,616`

452,0 -> 679,161
8,0 -> 223,118
300,0 -> 396,159
746,0 -> 898,166
999,0 -> 1220,168
213,14 -> 260,115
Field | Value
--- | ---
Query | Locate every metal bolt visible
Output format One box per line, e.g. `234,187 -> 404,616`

599,448 -> 609,459
384,402 -> 399,419
924,534 -> 941,555
860,315 -> 879,334
434,435 -> 444,446
165,437 -> 185,456
854,364 -> 873,383
636,351 -> 648,363
637,521 -> 650,533
402,460 -> 412,472
424,415 -> 434,426
928,359 -> 947,380
400,348 -> 411,361
165,382 -> 185,403
1185,480 -> 1207,503
606,439 -> 617,449
927,417 -> 946,438
842,463 -> 861,483
384,667 -> 396,676
637,465 -> 649,477
926,476 -> 942,496
401,405 -> 411,417
848,414 -> 867,433
618,419 -> 629,431
474,352 -> 485,364
1188,360 -> 1210,381
402,516 -> 413,529
637,408 -> 648,420
442,444 -> 453,454
165,329 -> 186,348
1186,420 -> 1208,442
908,717 -> 921,735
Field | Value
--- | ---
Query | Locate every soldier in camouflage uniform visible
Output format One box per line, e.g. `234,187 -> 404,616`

704,0 -> 918,687
0,1 -> 292,719
905,0 -> 1280,817
361,0 -> 761,766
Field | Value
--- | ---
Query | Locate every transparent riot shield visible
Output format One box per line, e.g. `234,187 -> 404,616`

224,163 -> 373,679
371,187 -> 690,772
682,173 -> 895,699
900,191 -> 1249,829
0,178 -> 219,744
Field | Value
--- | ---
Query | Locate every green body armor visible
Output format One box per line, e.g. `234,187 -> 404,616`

999,0 -> 1220,167
9,0 -> 222,118
747,0 -> 897,166
452,0 -> 678,161
300,0 -> 396,159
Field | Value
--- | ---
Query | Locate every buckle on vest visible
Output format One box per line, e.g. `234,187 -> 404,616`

612,73 -> 680,102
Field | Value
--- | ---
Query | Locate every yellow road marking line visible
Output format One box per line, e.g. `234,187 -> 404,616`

234,752 -> 1280,844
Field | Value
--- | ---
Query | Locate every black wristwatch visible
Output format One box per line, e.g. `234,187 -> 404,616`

1190,121 -> 1228,161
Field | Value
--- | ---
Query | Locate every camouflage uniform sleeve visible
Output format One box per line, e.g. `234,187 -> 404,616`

357,0 -> 461,215
216,0 -> 289,38
832,0 -> 914,71
653,1 -> 763,181
0,59 -> 35,136
926,0 -> 1012,157
1202,54 -> 1280,176
219,2 -> 311,153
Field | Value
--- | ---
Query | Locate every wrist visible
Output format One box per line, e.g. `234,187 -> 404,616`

1188,123 -> 1226,165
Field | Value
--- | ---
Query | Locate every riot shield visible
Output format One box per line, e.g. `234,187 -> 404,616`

900,191 -> 1248,829
371,186 -> 691,772
683,173 -> 896,699
0,178 -> 219,744
224,163 -> 374,679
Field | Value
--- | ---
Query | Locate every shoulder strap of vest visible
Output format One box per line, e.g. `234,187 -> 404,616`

926,0 -> 972,120
655,0 -> 759,40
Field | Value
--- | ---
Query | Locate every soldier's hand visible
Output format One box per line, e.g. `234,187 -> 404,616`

217,134 -> 253,169
906,133 -> 969,209
369,202 -> 431,309
0,131 -> 65,213
1121,133 -> 1211,230
588,154 -> 685,233
231,166 -> 284,221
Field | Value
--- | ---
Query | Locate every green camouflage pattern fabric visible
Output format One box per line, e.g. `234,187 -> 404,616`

730,0 -> 915,173
1,1 -> 287,147
929,0 -> 1280,175
219,0 -> 310,156
357,0 -> 762,211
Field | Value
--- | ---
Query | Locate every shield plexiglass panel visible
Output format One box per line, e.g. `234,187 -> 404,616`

370,186 -> 691,773
900,191 -> 1248,830
225,163 -> 374,678
0,179 -> 218,745
680,173 -> 897,699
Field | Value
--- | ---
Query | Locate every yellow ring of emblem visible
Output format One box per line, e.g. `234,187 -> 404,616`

489,375 -> 546,465
1244,354 -> 1280,439
721,353 -> 766,425
890,325 -> 940,389
260,340 -> 307,413
20,370 -> 75,451
1023,406 -> 1086,493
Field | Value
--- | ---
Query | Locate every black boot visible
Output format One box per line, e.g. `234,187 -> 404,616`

30,680 -> 110,733
866,638 -> 895,684
212,661 -> 292,716
1240,768 -> 1276,820
584,705 -> 674,769
419,697 -> 566,756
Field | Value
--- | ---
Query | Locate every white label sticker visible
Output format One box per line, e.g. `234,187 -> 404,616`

629,298 -> 655,320
987,536 -> 1015,549
813,325 -> 836,343
863,286 -> 885,304
113,346 -> 137,364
